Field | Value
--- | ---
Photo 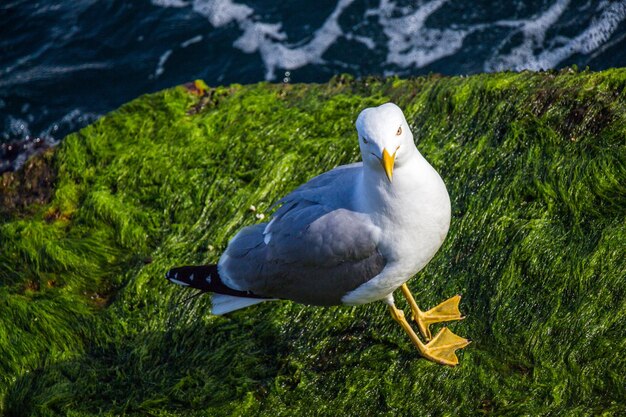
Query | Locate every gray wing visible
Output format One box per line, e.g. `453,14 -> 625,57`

270,162 -> 363,213
218,163 -> 386,306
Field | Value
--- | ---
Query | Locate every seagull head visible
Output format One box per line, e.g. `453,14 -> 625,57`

356,103 -> 415,183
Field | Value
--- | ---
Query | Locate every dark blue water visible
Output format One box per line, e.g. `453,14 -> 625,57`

2,0 -> 626,172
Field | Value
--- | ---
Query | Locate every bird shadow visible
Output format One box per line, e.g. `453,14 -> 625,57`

3,293 -> 295,416
4,288 -> 487,416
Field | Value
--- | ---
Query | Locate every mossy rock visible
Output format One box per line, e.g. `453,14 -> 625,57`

1,70 -> 625,416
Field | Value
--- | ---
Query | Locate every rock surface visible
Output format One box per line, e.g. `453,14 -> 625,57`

1,70 -> 625,415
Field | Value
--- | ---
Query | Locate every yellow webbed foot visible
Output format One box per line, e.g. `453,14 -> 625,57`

401,284 -> 464,340
388,305 -> 470,366
421,327 -> 470,366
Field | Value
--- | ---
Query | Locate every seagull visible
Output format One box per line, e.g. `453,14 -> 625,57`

167,103 -> 470,365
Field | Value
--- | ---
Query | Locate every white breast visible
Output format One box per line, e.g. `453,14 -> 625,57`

341,154 -> 451,305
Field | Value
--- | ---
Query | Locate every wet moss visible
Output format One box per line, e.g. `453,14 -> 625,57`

1,68 -> 625,416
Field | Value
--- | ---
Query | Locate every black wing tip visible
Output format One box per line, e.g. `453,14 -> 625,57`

165,267 -> 189,287
165,264 -> 268,299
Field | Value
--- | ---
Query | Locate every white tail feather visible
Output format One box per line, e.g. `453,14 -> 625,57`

211,294 -> 273,315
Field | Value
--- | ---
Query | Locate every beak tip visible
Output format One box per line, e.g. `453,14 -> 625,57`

381,148 -> 396,183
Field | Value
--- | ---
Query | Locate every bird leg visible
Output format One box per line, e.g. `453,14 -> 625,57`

400,284 -> 464,341
388,304 -> 470,366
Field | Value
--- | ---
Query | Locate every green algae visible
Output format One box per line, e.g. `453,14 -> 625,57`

1,69 -> 625,416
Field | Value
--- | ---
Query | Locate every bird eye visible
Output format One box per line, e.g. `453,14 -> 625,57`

396,126 -> 402,136
362,136 -> 368,144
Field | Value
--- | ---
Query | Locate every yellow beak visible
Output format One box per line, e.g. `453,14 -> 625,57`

381,148 -> 397,183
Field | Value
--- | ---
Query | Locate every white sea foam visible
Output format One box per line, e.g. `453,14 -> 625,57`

232,0 -> 356,79
0,63 -> 110,88
532,2 -> 626,67
484,0 -> 571,71
151,0 -> 626,79
154,0 -> 355,79
151,0 -> 188,8
344,34 -> 376,50
376,0 -> 472,69
181,35 -> 203,48
191,0 -> 253,27
485,0 -> 626,71
154,49 -> 173,78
